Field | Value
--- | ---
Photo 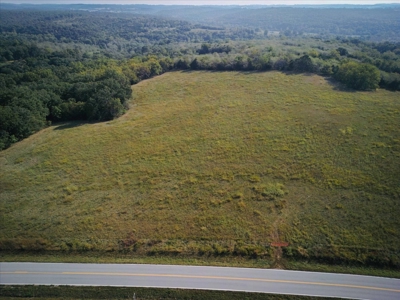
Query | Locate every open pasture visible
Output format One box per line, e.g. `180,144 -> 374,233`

1,71 -> 399,265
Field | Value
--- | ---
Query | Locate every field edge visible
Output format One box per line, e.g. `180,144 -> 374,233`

1,251 -> 400,279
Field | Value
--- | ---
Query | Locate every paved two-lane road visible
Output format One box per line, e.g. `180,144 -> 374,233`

1,263 -> 399,299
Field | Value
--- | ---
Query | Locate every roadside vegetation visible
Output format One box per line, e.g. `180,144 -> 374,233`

1,71 -> 399,269
0,285 -> 337,300
2,251 -> 399,279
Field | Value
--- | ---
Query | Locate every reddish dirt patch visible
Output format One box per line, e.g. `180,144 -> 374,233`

271,242 -> 289,247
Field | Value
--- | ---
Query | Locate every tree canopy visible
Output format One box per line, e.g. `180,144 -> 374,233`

335,61 -> 381,90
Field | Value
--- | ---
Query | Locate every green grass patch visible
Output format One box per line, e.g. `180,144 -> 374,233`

1,71 -> 399,267
0,285 -> 338,300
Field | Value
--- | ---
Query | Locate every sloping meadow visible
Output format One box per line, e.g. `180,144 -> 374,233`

1,71 -> 399,266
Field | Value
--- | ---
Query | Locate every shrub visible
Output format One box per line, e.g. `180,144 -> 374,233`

261,183 -> 285,200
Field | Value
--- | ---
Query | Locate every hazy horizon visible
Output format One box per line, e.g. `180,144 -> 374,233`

3,1 -> 400,6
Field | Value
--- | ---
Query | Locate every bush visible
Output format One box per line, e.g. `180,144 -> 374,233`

261,183 -> 285,200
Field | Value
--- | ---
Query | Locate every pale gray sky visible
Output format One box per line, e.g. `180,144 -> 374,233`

4,1 -> 400,5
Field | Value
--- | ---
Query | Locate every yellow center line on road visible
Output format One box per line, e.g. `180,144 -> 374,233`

13,271 -> 29,274
1,271 -> 399,293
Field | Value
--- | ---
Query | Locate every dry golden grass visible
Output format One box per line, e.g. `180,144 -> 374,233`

1,71 -> 399,264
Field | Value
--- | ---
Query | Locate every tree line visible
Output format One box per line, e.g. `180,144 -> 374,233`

1,10 -> 400,151
0,31 -> 187,150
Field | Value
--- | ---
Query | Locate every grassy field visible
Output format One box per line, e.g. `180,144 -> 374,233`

1,71 -> 399,266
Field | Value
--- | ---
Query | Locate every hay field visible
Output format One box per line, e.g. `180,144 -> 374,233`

1,71 -> 399,265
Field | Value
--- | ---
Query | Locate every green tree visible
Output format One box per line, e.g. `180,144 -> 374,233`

336,47 -> 349,56
335,61 -> 380,91
148,60 -> 162,77
190,58 -> 199,70
291,55 -> 315,73
320,64 -> 334,76
198,43 -> 211,55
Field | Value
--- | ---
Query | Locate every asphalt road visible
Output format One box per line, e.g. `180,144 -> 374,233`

1,262 -> 400,299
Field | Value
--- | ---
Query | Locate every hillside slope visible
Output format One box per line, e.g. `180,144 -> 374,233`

1,71 -> 399,265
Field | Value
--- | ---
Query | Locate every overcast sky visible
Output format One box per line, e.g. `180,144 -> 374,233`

4,1 -> 400,5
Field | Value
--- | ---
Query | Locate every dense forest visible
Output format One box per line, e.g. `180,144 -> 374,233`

3,3 -> 400,41
0,6 -> 400,150
2,3 -> 400,42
